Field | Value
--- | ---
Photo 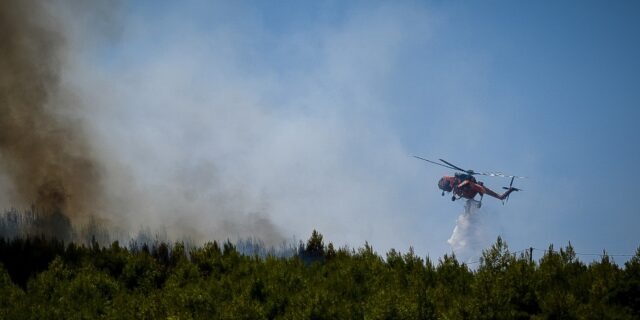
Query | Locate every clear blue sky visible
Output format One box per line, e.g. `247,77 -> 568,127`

79,0 -> 640,262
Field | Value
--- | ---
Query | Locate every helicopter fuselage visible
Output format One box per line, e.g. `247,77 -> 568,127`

438,175 -> 483,200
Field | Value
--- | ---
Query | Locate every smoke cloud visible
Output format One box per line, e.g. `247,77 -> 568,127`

0,1 -> 443,253
0,1 -> 287,244
0,1 -> 103,222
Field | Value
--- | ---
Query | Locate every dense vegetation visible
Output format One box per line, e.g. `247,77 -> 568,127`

0,231 -> 638,319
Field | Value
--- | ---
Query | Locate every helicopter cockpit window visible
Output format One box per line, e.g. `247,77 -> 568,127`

438,178 -> 453,192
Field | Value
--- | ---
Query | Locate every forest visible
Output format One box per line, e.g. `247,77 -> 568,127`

1,229 -> 639,320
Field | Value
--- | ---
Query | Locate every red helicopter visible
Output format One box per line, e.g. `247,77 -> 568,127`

414,156 -> 524,207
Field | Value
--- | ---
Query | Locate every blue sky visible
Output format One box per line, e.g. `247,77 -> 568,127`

63,0 -> 640,262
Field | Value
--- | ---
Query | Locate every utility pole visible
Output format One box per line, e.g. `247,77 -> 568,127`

529,247 -> 533,265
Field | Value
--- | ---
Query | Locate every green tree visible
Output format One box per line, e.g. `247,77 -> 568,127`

473,236 -> 519,319
535,243 -> 587,319
300,230 -> 326,265
0,264 -> 25,320
615,247 -> 640,317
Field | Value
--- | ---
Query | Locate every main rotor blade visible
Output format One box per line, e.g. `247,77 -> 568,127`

474,171 -> 502,177
476,171 -> 527,179
413,156 -> 459,170
438,159 -> 469,173
416,156 -> 528,179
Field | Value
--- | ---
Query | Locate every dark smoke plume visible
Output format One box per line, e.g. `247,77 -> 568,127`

0,1 -> 286,246
0,1 -> 102,222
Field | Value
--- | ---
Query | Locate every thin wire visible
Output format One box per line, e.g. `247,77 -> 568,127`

463,247 -> 637,265
531,247 -> 635,257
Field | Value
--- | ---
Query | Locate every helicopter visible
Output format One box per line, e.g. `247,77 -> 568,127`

413,156 -> 525,207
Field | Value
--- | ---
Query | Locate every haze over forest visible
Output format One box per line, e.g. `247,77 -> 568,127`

1,0 -> 639,264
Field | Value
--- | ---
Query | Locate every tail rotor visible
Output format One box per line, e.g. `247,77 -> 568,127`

502,176 -> 522,204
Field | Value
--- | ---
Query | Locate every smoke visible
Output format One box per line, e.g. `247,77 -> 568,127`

57,2 -> 430,250
447,200 -> 492,262
0,1 -> 103,223
0,1 -> 288,244
0,1 -> 440,253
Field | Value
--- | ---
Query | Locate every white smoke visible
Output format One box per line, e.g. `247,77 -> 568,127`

24,1 -> 437,252
447,199 -> 492,262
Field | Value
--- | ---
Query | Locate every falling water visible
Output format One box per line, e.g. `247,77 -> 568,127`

447,199 -> 489,263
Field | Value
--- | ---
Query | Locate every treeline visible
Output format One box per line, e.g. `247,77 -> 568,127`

0,231 -> 639,319
0,208 -> 113,245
